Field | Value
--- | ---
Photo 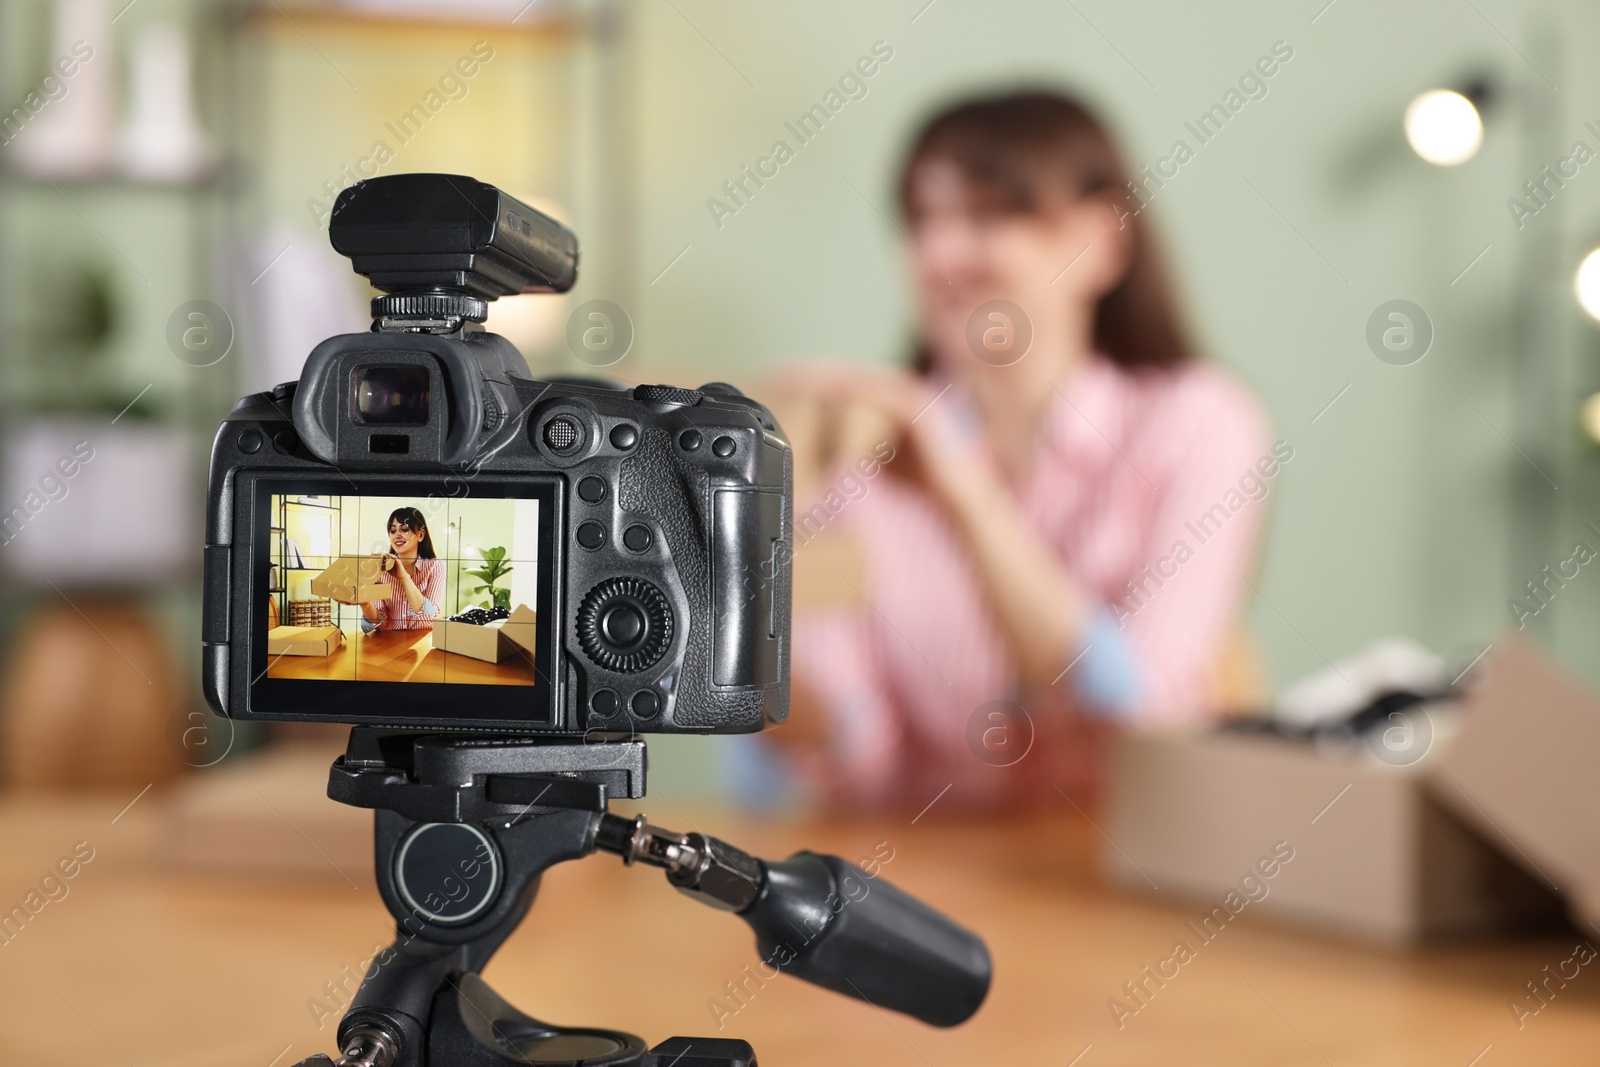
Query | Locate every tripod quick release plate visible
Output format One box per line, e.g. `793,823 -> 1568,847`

328,731 -> 646,825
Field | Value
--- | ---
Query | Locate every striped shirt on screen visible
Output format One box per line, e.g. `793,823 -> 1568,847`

371,558 -> 445,631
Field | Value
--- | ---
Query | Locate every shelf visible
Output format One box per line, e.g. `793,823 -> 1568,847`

240,2 -> 578,38
0,169 -> 223,193
283,500 -> 339,510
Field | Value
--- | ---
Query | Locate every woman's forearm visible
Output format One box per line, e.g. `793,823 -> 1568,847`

360,600 -> 381,623
948,482 -> 1088,688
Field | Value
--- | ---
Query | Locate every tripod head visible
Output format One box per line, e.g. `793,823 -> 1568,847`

294,729 -> 991,1067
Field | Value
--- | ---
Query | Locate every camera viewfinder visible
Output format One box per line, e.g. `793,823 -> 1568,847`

353,365 -> 430,426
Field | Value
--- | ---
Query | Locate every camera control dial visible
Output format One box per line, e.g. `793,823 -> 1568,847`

577,577 -> 673,673
633,383 -> 703,406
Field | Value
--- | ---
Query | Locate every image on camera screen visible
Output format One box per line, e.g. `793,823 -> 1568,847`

264,491 -> 543,686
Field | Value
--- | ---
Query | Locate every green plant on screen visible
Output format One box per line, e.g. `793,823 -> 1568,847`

467,546 -> 513,610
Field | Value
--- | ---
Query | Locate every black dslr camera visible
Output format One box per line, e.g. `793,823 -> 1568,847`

200,175 -> 987,1067
202,172 -> 790,735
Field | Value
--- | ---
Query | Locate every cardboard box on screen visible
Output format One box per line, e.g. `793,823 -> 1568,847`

1104,636 -> 1584,944
267,625 -> 344,657
310,555 -> 390,604
431,604 -> 537,663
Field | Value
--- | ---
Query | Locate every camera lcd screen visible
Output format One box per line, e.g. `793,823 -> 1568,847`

249,477 -> 559,725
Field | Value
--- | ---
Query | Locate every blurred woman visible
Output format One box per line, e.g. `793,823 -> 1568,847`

773,90 -> 1274,813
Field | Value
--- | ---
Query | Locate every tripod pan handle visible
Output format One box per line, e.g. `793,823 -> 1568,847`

740,852 -> 991,1027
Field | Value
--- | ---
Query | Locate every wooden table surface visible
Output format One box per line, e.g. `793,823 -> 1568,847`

1,790 -> 1597,1067
267,627 -> 537,685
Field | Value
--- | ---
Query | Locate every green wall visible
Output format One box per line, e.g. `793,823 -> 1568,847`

611,0 -> 1600,697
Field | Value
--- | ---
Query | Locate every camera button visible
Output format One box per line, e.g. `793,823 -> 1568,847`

237,429 -> 263,454
622,524 -> 652,553
678,429 -> 702,452
577,476 -> 607,504
602,604 -> 645,646
543,415 -> 584,454
609,423 -> 639,450
576,521 -> 606,550
273,429 -> 300,455
591,688 -> 621,718
631,690 -> 661,719
712,435 -> 736,458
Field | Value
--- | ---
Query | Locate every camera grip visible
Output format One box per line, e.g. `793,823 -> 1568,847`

741,852 -> 991,1027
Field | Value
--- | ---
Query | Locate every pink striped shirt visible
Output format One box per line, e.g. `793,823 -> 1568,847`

791,356 -> 1274,809
373,557 -> 445,630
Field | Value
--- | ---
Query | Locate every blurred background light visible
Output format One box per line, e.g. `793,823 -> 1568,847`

1581,391 -> 1600,444
1405,88 -> 1484,165
1575,247 -> 1600,321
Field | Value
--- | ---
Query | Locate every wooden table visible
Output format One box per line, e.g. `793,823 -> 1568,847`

1,791 -> 1597,1066
267,627 -> 537,685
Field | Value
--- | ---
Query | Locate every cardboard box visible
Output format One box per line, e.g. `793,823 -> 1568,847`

310,555 -> 390,604
267,625 -> 344,657
1104,636 -> 1580,944
1433,638 -> 1600,932
431,604 -> 537,663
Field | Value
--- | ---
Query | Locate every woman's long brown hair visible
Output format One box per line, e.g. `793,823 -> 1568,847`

900,90 -> 1194,372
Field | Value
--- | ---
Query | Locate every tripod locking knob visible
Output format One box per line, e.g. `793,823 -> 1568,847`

289,1021 -> 399,1067
597,813 -> 762,911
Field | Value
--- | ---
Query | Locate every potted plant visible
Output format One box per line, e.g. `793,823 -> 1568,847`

466,547 -> 513,610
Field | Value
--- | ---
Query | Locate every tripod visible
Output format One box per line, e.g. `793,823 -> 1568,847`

292,729 -> 991,1067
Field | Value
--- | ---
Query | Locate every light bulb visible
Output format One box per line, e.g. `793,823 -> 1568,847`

1576,248 -> 1600,321
1405,90 -> 1483,166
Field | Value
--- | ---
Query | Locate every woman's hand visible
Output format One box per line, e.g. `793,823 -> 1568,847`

777,362 -> 1087,690
378,552 -> 426,614
775,363 -> 1000,526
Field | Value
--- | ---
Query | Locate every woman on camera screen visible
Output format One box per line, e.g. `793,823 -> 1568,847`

773,90 -> 1275,812
357,506 -> 445,632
